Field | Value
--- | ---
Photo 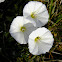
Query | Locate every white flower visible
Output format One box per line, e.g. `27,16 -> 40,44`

0,0 -> 5,3
9,16 -> 36,44
28,27 -> 54,55
23,1 -> 49,27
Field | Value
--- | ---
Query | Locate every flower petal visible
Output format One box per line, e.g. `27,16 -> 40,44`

36,11 -> 49,26
24,16 -> 36,27
23,1 -> 36,17
24,23 -> 36,35
38,41 -> 53,54
33,27 -> 49,37
37,10 -> 49,18
11,16 -> 24,27
28,29 -> 39,40
33,1 -> 43,12
9,16 -> 24,33
28,38 -> 39,55
41,30 -> 54,44
24,23 -> 37,42
10,32 -> 27,44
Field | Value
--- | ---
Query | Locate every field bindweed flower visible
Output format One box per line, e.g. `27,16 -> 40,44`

0,0 -> 5,3
28,27 -> 54,55
9,16 -> 36,44
23,1 -> 49,27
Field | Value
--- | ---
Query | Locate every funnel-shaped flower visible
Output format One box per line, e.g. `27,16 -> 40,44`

9,16 -> 36,44
28,27 -> 54,55
23,1 -> 49,27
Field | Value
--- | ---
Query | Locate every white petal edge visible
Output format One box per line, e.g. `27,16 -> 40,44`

10,32 -> 27,44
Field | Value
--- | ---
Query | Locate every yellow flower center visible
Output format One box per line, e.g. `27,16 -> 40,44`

31,12 -> 36,18
20,26 -> 26,32
35,36 -> 41,42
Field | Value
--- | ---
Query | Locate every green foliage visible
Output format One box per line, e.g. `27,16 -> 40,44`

0,0 -> 62,62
